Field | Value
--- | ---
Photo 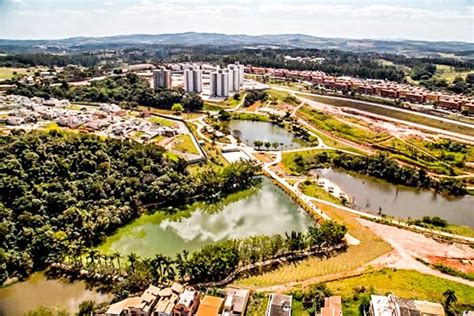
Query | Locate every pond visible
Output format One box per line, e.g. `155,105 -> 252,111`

98,177 -> 311,258
316,168 -> 474,226
228,120 -> 302,149
0,272 -> 110,316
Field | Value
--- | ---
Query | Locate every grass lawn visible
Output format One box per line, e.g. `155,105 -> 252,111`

0,67 -> 28,80
231,112 -> 271,122
267,89 -> 300,107
247,294 -> 269,316
172,134 -> 199,155
297,105 -> 390,145
327,269 -> 474,314
64,104 -> 83,111
204,93 -> 243,110
296,94 -> 474,137
444,224 -> 474,238
234,203 -> 392,288
299,180 -> 344,206
42,122 -> 60,131
148,116 -> 178,128
433,64 -> 474,83
280,149 -> 336,175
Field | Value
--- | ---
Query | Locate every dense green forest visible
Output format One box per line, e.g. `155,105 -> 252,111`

0,53 -> 100,68
7,73 -> 204,111
293,152 -> 467,196
0,130 -> 260,284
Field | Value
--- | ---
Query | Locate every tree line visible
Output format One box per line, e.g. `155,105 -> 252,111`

0,130 -> 260,284
51,220 -> 346,299
293,151 -> 467,196
0,53 -> 100,68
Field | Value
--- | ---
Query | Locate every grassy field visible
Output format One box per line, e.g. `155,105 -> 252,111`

327,269 -> 474,314
267,89 -> 300,108
299,180 -> 344,206
231,112 -> 271,122
297,105 -> 391,145
280,149 -> 336,175
376,138 -> 459,176
303,125 -> 367,155
204,93 -> 243,110
172,134 -> 199,155
0,67 -> 28,80
444,224 -> 474,238
234,203 -> 392,288
148,116 -> 178,128
433,64 -> 474,83
296,94 -> 474,137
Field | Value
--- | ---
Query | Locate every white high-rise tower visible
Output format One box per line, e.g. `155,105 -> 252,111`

184,67 -> 203,93
153,67 -> 172,89
210,69 -> 230,97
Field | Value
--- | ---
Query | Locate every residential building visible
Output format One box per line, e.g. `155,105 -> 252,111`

321,296 -> 342,316
223,287 -> 250,316
153,283 -> 185,316
227,63 -> 244,92
173,287 -> 200,316
154,67 -> 172,89
105,285 -> 161,316
184,67 -> 203,93
106,297 -> 143,316
196,295 -> 225,316
210,69 -> 230,97
265,293 -> 292,316
370,295 -> 397,316
369,294 -> 445,316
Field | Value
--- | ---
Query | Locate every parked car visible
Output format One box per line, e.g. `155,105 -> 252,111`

328,186 -> 334,193
318,181 -> 325,187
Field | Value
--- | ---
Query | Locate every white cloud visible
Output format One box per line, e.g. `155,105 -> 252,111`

9,0 -> 26,4
104,1 -> 114,5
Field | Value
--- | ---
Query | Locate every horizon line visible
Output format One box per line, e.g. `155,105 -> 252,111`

1,32 -> 473,44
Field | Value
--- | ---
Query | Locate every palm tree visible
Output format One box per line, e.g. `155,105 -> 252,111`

127,252 -> 138,273
175,251 -> 189,280
112,252 -> 121,273
285,231 -> 305,251
87,249 -> 98,272
443,289 -> 457,316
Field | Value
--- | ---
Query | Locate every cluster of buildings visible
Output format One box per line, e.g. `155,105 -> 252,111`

0,95 -> 180,142
105,283 -> 250,316
369,294 -> 445,316
153,62 -> 245,98
246,66 -> 474,115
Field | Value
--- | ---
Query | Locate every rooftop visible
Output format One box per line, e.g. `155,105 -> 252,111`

106,296 -> 142,315
266,293 -> 292,316
196,295 -> 225,316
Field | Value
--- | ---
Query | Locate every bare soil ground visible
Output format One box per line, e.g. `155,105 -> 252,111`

359,218 -> 474,287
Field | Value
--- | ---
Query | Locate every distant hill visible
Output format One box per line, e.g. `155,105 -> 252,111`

1,32 -> 473,57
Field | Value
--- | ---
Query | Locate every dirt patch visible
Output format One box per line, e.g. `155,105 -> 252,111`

428,256 -> 474,274
358,218 -> 474,281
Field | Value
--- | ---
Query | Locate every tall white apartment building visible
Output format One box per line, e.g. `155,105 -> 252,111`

210,69 -> 230,97
227,62 -> 245,92
184,67 -> 203,93
153,67 -> 172,89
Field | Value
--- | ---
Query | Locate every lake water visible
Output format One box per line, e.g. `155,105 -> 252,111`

316,168 -> 474,226
0,272 -> 110,316
99,177 -> 311,258
228,120 -> 302,149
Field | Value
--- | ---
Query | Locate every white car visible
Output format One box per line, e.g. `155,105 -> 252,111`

327,186 -> 334,193
317,181 -> 325,187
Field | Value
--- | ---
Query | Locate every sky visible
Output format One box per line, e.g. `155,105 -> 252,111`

0,0 -> 473,42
